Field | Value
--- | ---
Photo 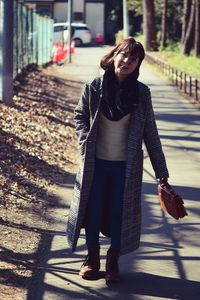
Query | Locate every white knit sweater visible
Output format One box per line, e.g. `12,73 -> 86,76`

96,112 -> 130,161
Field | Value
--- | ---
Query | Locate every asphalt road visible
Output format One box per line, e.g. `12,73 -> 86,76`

28,46 -> 200,300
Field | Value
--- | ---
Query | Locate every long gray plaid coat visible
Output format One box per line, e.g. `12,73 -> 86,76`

66,76 -> 169,255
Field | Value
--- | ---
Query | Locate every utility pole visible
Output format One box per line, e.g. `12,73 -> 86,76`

67,0 -> 72,63
0,0 -> 13,106
123,0 -> 129,38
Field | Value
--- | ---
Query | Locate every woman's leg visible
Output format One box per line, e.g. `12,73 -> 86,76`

85,158 -> 109,248
80,159 -> 109,279
105,161 -> 126,282
109,161 -> 126,252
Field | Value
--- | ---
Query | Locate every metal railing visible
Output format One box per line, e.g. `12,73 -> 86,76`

145,52 -> 200,107
13,1 -> 53,78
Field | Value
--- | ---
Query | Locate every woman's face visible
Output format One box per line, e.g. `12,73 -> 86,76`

113,50 -> 139,82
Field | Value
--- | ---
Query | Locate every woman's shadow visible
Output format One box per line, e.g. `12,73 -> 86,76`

105,271 -> 200,299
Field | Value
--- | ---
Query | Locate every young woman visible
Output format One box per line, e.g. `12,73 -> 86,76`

66,37 -> 169,283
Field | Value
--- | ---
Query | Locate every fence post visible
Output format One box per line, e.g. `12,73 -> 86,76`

18,3 -> 23,72
0,0 -> 13,106
180,72 -> 182,90
175,69 -> 178,86
195,80 -> 198,102
184,73 -> 187,94
13,0 -> 17,78
189,76 -> 192,96
172,67 -> 174,84
33,10 -> 37,64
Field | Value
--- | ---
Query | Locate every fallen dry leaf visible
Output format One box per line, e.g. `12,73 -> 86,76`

0,65 -> 82,298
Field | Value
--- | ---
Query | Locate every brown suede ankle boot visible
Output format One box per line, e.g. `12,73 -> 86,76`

105,248 -> 120,283
79,247 -> 100,279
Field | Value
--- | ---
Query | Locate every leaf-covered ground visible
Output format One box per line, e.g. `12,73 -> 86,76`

0,65 -> 82,299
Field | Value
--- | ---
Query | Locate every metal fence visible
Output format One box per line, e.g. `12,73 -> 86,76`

145,53 -> 200,107
13,1 -> 53,78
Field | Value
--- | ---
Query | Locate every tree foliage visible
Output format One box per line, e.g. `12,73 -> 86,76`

127,0 -> 143,15
127,0 -> 199,56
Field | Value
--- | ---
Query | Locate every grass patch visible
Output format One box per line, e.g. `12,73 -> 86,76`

134,34 -> 200,79
164,53 -> 200,79
134,33 -> 145,46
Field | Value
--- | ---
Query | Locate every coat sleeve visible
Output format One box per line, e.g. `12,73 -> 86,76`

74,84 -> 90,156
143,88 -> 169,179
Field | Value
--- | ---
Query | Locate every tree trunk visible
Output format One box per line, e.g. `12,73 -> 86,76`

194,0 -> 200,56
181,0 -> 195,55
143,0 -> 157,51
181,0 -> 191,44
160,0 -> 168,49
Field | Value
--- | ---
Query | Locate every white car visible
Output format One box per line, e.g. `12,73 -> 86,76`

53,22 -> 92,46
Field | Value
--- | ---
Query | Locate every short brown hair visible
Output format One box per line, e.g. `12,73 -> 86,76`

100,37 -> 145,79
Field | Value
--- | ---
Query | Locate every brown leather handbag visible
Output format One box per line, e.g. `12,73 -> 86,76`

158,179 -> 188,220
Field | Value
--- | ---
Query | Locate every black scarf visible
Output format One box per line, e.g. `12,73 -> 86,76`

101,69 -> 139,121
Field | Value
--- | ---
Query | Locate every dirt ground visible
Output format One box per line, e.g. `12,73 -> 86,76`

0,65 -> 82,299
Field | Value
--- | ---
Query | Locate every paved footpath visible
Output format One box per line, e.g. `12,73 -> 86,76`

28,47 -> 200,300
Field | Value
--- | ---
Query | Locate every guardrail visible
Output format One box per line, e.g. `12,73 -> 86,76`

145,52 -> 199,107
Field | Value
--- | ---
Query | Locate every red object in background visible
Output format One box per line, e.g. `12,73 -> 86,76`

52,41 -> 75,63
52,43 -> 67,63
71,40 -> 75,53
96,33 -> 103,44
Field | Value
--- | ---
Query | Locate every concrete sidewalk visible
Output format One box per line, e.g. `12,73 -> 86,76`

29,47 -> 200,300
